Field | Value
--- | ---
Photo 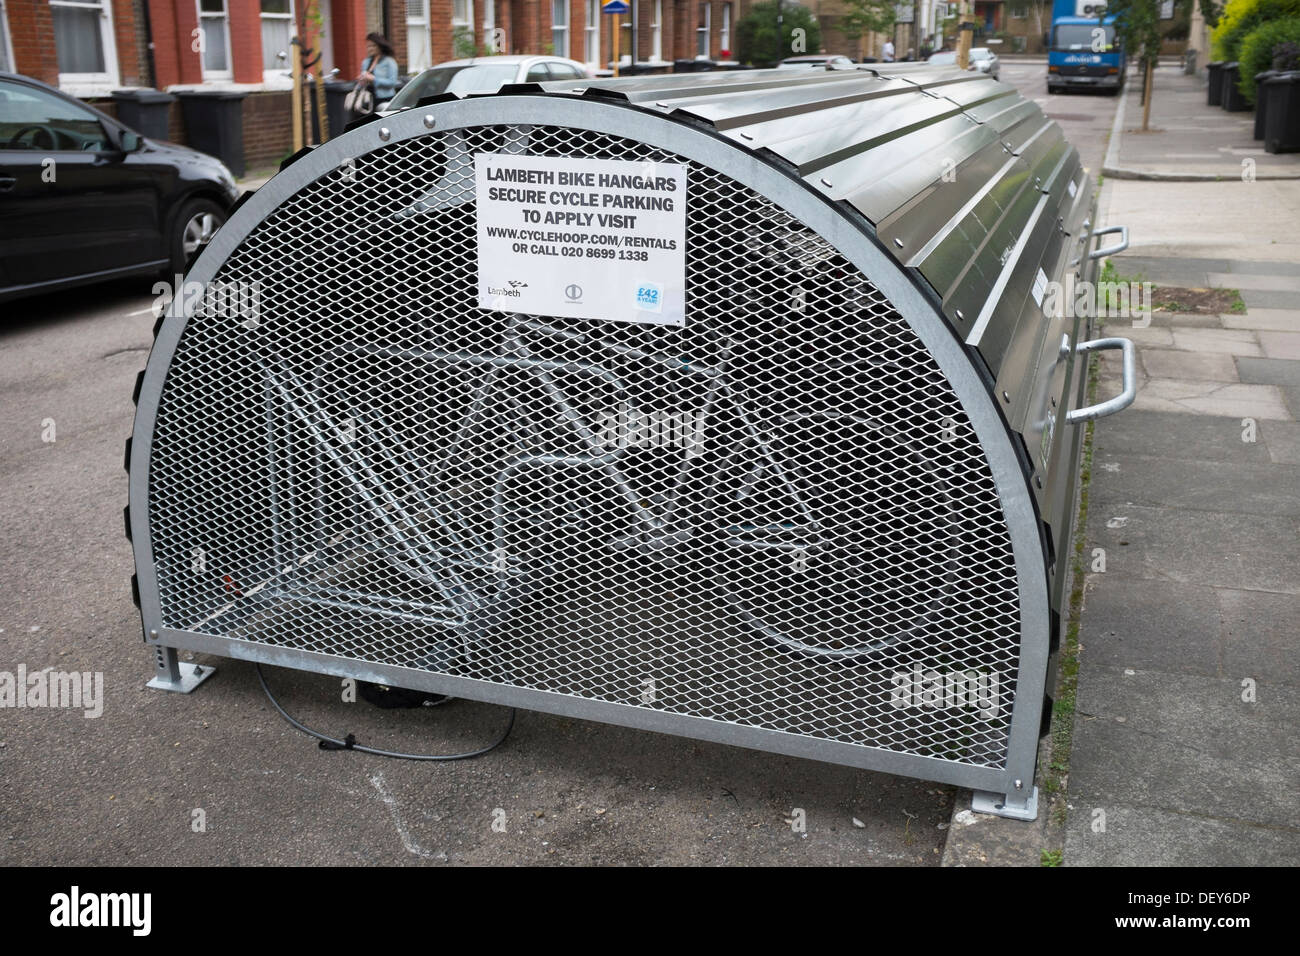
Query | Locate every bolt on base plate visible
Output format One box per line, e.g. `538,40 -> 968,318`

971,786 -> 1039,821
147,661 -> 217,694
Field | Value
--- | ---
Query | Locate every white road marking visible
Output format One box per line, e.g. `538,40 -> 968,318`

368,771 -> 441,860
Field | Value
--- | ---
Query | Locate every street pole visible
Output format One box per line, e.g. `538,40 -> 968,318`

613,11 -> 620,77
291,36 -> 304,152
777,0 -> 784,58
957,1 -> 972,69
630,0 -> 638,70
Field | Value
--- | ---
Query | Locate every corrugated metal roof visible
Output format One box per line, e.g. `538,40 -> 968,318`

526,65 -> 1091,383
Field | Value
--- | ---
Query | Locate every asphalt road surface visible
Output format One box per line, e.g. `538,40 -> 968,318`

0,66 -> 1119,866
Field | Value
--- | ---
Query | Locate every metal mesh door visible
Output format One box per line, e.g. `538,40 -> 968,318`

147,124 -> 1023,767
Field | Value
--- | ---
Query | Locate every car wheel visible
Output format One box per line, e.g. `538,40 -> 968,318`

169,198 -> 228,275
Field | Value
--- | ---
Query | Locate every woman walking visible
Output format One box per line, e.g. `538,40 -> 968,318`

358,33 -> 399,110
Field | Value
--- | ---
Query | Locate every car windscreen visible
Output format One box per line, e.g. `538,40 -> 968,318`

388,64 -> 521,107
970,49 -> 991,60
1053,24 -> 1117,51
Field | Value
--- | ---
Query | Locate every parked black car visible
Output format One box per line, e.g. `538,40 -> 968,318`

0,72 -> 239,303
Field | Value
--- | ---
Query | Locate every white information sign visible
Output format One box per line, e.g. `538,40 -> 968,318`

476,153 -> 688,326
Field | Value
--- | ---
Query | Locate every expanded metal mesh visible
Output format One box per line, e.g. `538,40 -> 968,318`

148,124 -> 1022,766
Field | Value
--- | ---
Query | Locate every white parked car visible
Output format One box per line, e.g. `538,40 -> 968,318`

970,47 -> 1001,80
388,55 -> 591,107
927,48 -> 1000,81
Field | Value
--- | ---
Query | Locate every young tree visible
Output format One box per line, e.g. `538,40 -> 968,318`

840,0 -> 898,57
1106,0 -> 1164,129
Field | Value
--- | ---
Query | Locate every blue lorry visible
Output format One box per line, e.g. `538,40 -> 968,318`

1047,0 -> 1127,94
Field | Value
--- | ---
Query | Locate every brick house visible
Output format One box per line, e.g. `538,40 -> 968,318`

1,0 -> 753,90
0,0 -> 757,172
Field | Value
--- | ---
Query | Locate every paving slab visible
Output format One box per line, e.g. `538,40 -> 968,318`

1237,356 -> 1300,387
1065,802 -> 1300,866
1070,668 -> 1299,829
1100,324 -> 1174,347
1078,575 -> 1224,676
1221,260 -> 1300,277
1092,409 -> 1274,464
1086,502 -> 1300,595
1258,331 -> 1300,360
1140,349 -> 1239,382
1168,328 -> 1261,355
1099,179 -> 1300,263
1259,420 -> 1300,465
1207,272 -> 1300,292
1111,256 -> 1218,287
1144,312 -> 1226,328
1117,376 -> 1290,420
1222,308 -> 1300,332
1241,289 -> 1299,311
1086,456 -> 1300,518
1217,588 -> 1300,688
1282,386 -> 1300,419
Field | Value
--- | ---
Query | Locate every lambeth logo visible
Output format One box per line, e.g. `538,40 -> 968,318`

636,283 -> 662,312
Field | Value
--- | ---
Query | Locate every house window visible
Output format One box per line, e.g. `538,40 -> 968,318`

651,0 -> 662,61
1010,0 -> 1028,17
49,0 -> 119,83
484,0 -> 496,52
407,0 -> 431,71
260,0 -> 293,72
585,0 -> 599,65
720,2 -> 730,54
551,0 -> 568,57
452,0 -> 474,58
196,0 -> 232,78
696,3 -> 710,59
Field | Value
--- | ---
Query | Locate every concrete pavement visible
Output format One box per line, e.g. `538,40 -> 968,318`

1066,77 -> 1300,863
1104,63 -> 1300,181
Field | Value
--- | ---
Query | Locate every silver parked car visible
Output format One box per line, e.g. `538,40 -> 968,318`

970,47 -> 1001,80
388,55 -> 591,107
777,55 -> 856,70
926,48 -> 999,81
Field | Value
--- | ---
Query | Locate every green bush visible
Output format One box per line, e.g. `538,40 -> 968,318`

1211,0 -> 1300,60
736,2 -> 822,67
1237,16 -> 1300,101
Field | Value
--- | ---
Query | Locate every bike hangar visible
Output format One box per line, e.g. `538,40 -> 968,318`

126,63 -> 1134,820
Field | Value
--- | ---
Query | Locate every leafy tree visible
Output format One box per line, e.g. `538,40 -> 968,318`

736,1 -> 823,66
1237,16 -> 1300,100
1212,0 -> 1300,60
840,0 -> 898,50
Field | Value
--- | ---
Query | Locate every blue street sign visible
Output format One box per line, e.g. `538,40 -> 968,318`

602,0 -> 629,13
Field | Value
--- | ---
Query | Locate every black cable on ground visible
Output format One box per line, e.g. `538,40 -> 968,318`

255,663 -> 515,761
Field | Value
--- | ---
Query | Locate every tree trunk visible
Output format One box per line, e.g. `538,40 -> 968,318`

1142,58 -> 1154,132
